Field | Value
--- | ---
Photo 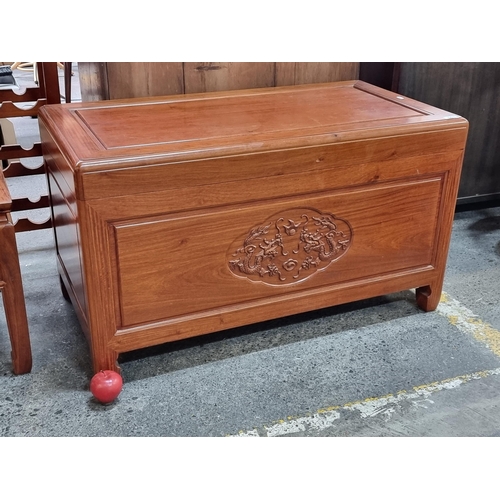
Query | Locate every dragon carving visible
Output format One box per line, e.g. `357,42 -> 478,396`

228,208 -> 352,285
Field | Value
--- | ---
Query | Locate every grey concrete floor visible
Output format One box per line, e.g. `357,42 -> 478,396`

1,65 -> 500,438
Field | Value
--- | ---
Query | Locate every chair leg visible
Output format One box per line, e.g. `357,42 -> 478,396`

0,214 -> 32,374
64,62 -> 72,103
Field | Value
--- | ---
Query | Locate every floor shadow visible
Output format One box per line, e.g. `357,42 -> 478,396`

466,210 -> 500,257
468,215 -> 500,233
118,289 -> 422,382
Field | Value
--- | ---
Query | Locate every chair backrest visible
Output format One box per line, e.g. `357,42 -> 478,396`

0,62 -> 60,232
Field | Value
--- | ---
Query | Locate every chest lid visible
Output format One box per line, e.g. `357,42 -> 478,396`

39,80 -> 467,172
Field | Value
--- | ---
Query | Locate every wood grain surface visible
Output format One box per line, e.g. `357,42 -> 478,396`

39,81 -> 468,374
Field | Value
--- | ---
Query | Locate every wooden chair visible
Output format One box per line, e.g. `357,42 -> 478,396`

0,63 -> 60,374
0,167 -> 32,373
0,62 -> 60,232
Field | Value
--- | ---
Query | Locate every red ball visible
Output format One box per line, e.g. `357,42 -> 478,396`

90,370 -> 123,404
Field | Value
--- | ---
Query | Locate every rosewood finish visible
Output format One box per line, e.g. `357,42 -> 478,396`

38,81 -> 469,375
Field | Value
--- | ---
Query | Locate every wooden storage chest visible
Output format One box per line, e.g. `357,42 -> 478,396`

38,81 -> 469,375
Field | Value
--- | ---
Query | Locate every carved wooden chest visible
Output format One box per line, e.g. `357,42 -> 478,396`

38,81 -> 468,374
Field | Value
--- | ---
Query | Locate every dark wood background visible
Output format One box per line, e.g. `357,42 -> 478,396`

395,63 -> 500,204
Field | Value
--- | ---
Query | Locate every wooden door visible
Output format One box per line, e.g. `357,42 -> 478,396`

183,62 -> 276,93
275,62 -> 359,86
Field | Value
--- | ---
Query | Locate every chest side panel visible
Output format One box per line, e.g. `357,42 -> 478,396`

39,122 -> 88,329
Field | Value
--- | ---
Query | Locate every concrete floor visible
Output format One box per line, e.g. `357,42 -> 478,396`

1,65 -> 500,437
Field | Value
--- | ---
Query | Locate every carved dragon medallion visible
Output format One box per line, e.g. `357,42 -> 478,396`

228,207 -> 353,285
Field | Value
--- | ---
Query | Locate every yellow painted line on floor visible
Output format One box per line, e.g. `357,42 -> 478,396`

230,367 -> 500,437
438,292 -> 500,358
231,291 -> 500,437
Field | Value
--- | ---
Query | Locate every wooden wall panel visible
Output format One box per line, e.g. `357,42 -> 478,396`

78,62 -> 109,101
106,62 -> 184,99
276,62 -> 359,86
78,62 -> 360,101
183,62 -> 276,93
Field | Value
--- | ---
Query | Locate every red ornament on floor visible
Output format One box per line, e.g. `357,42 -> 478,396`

90,370 -> 123,404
